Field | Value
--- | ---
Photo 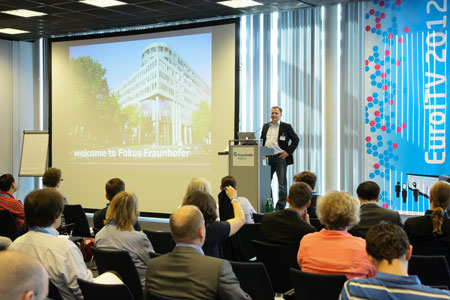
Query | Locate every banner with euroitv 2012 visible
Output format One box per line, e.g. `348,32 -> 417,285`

364,0 -> 449,214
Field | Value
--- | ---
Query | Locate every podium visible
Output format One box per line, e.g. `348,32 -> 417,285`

228,140 -> 273,213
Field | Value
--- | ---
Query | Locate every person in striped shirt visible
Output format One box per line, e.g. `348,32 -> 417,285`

0,173 -> 24,229
340,223 -> 450,300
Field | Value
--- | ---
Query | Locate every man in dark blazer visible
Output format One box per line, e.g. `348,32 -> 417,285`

145,205 -> 251,300
261,106 -> 299,210
349,181 -> 402,238
260,182 -> 316,251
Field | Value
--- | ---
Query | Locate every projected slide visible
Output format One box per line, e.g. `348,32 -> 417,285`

51,22 -> 236,213
67,34 -> 212,164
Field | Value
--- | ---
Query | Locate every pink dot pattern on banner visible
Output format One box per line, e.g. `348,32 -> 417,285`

364,0 -> 405,186
382,203 -> 389,208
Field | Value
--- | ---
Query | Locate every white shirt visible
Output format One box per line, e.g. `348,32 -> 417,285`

95,224 -> 154,287
238,197 -> 257,224
265,121 -> 284,154
9,227 -> 93,300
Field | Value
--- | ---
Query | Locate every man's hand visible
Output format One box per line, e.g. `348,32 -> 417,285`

279,151 -> 289,159
225,186 -> 237,199
301,209 -> 310,224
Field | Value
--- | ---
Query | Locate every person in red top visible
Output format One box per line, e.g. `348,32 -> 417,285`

0,174 -> 25,229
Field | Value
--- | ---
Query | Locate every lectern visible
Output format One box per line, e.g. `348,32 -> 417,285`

228,140 -> 274,213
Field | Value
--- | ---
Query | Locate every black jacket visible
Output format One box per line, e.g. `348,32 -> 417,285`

261,121 -> 299,165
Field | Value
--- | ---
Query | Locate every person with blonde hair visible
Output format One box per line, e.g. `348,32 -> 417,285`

183,177 -> 212,201
404,181 -> 450,266
95,191 -> 154,286
297,191 -> 376,279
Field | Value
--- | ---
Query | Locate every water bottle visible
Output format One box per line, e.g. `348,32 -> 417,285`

266,198 -> 274,212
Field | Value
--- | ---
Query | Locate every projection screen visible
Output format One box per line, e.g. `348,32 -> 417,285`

50,20 -> 238,214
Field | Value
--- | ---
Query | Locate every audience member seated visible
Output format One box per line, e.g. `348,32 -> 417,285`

0,174 -> 25,230
293,171 -> 319,218
42,167 -> 67,204
94,178 -> 141,231
183,189 -> 245,258
340,223 -> 450,299
404,181 -> 450,265
260,182 -> 315,250
9,188 -> 94,300
218,175 -> 256,223
183,177 -> 213,201
0,250 -> 49,300
297,191 -> 376,279
145,205 -> 251,300
42,167 -> 69,232
95,191 -> 154,287
349,181 -> 402,238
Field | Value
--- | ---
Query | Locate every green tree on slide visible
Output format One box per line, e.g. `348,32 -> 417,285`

191,101 -> 211,145
69,56 -> 136,145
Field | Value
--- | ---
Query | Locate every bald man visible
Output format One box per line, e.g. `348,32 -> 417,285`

0,250 -> 48,300
145,205 -> 251,300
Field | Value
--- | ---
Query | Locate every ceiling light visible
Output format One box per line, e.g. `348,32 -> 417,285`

0,28 -> 30,34
1,9 -> 46,18
217,0 -> 263,8
80,0 -> 127,7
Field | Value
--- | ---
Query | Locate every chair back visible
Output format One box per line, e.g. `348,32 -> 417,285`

91,247 -> 143,300
63,204 -> 92,237
230,261 -> 274,300
252,213 -> 264,223
408,255 -> 450,289
146,292 -> 190,300
0,209 -> 19,241
289,268 -> 347,300
77,278 -> 134,300
252,240 -> 299,293
48,280 -> 64,300
143,230 -> 175,254
236,223 -> 261,261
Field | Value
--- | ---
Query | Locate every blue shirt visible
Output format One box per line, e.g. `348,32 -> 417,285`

340,272 -> 450,300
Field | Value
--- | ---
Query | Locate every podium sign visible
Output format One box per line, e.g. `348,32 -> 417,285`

228,140 -> 273,213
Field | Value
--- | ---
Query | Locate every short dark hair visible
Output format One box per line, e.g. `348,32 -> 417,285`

289,182 -> 312,209
366,223 -> 410,264
271,106 -> 282,113
182,190 -> 217,225
293,171 -> 317,190
105,178 -> 125,200
25,188 -> 64,228
0,174 -> 15,192
42,168 -> 62,187
221,176 -> 237,189
357,181 -> 380,201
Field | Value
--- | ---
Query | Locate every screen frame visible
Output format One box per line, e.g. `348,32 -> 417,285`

48,18 -> 240,217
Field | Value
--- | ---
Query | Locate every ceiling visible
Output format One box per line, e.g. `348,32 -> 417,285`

0,0 -> 360,41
